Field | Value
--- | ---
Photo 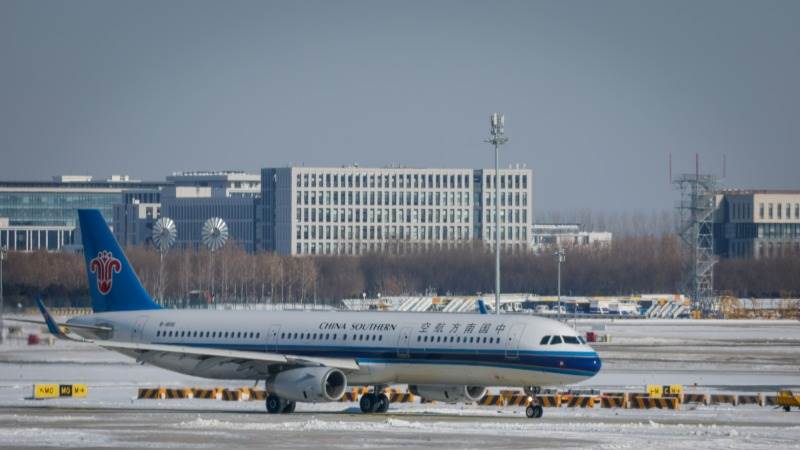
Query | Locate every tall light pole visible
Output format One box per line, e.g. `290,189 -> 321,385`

0,246 -> 7,344
486,113 -> 508,315
555,247 -> 565,321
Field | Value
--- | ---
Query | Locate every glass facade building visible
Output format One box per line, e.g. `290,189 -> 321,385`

0,179 -> 165,251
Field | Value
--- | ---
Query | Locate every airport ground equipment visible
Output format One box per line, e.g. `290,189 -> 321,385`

776,390 -> 800,412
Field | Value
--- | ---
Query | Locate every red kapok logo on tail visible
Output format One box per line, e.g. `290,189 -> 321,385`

90,250 -> 122,295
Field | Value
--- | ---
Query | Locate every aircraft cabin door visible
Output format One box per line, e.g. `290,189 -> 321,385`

396,327 -> 412,358
266,325 -> 281,353
131,316 -> 148,342
504,323 -> 525,359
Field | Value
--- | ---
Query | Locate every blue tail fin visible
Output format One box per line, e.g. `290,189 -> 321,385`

78,209 -> 161,312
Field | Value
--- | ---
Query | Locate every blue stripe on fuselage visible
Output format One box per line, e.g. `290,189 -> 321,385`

150,341 -> 601,377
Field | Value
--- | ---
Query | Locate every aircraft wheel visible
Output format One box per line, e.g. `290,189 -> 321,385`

282,401 -> 296,413
376,393 -> 390,413
266,394 -> 285,414
359,394 -> 377,413
784,405 -> 791,412
525,404 -> 543,419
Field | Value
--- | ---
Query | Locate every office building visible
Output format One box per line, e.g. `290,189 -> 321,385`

714,190 -> 800,258
259,166 -> 533,255
112,189 -> 162,247
161,171 -> 260,252
0,176 -> 164,251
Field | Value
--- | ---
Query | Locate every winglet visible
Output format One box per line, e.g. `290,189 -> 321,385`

477,299 -> 488,315
35,298 -> 68,338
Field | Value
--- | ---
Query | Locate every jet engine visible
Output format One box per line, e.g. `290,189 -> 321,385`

408,385 -> 487,403
268,367 -> 347,402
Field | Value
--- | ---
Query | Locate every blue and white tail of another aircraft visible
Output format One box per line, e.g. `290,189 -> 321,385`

16,209 -> 601,418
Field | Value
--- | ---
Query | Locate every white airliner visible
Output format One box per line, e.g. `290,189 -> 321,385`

16,209 -> 601,419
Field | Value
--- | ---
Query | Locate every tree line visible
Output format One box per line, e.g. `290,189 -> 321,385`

2,235 -> 798,309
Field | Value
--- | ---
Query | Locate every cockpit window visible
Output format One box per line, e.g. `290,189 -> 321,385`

578,336 -> 587,345
563,336 -> 580,344
539,336 -> 550,345
550,335 -> 563,345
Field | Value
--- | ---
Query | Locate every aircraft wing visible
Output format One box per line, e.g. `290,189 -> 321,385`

31,298 -> 360,371
97,340 -> 359,369
96,340 -> 360,371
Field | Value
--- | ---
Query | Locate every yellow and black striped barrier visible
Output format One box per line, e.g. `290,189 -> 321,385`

536,395 -> 562,408
385,389 -> 416,403
191,388 -> 218,399
630,396 -> 680,410
32,384 -> 88,399
478,394 -> 505,406
600,396 -> 628,409
505,394 -> 532,406
137,387 -> 163,399
567,396 -> 597,408
710,394 -> 737,406
132,386 -> 779,411
499,389 -> 521,400
338,387 -> 369,402
682,393 -> 709,405
220,389 -> 241,401
164,387 -> 193,399
736,394 -> 763,406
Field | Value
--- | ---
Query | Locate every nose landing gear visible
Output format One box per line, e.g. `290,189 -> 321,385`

523,386 -> 544,419
525,403 -> 543,418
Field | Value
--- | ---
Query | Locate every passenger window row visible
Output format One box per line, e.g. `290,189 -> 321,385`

540,335 -> 586,345
156,329 -> 261,339
280,332 -> 383,342
417,335 -> 499,344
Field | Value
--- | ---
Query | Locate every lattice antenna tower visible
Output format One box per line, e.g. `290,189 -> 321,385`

673,154 -> 719,316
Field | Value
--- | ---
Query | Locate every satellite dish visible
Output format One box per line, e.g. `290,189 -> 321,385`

202,217 -> 229,252
152,217 -> 177,253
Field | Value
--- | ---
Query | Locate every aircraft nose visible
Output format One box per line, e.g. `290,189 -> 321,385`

591,351 -> 602,374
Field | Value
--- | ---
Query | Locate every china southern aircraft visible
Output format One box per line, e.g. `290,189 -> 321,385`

18,209 -> 601,419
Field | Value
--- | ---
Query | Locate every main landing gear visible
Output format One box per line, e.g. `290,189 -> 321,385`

359,390 -> 390,413
523,386 -> 544,419
266,394 -> 296,414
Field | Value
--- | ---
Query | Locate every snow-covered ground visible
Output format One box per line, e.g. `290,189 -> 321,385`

1,319 -> 799,449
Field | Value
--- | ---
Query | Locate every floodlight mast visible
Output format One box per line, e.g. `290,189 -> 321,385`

486,113 -> 508,315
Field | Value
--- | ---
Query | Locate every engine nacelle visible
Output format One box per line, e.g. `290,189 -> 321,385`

408,385 -> 487,403
268,367 -> 347,403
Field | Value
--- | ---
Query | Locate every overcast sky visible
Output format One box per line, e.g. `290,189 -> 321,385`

1,0 -> 798,211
